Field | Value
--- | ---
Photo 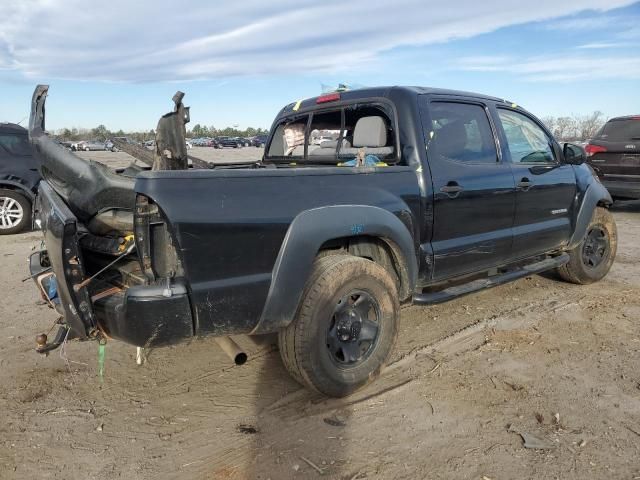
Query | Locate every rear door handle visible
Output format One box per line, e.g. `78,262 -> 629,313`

440,182 -> 463,197
517,178 -> 532,191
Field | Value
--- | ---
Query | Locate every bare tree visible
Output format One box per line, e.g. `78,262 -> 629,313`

576,111 -> 605,141
553,116 -> 577,141
541,116 -> 557,134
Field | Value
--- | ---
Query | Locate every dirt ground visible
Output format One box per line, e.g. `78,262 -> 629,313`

1,149 -> 639,480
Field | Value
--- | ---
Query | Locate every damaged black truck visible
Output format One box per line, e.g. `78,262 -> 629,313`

28,85 -> 616,397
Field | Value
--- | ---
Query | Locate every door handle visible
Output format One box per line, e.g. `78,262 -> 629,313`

517,178 -> 532,191
440,182 -> 463,198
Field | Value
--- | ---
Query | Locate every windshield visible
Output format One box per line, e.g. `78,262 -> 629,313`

596,119 -> 640,142
0,133 -> 32,156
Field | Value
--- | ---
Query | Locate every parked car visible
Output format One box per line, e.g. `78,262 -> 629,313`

79,140 -> 107,151
28,85 -> 615,397
0,123 -> 40,234
586,115 -> 640,200
251,135 -> 268,148
218,136 -> 244,148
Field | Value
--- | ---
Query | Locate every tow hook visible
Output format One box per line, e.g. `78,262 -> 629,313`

35,324 -> 70,354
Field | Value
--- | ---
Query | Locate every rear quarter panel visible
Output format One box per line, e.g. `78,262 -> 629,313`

135,167 -> 421,336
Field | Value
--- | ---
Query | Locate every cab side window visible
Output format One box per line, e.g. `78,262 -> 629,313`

429,102 -> 497,164
497,109 -> 555,164
266,115 -> 309,160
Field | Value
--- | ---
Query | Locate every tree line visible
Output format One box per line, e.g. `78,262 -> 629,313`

52,111 -> 605,144
540,111 -> 606,142
53,124 -> 269,142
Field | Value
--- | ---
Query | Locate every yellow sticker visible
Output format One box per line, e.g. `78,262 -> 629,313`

293,100 -> 302,111
511,103 -> 518,108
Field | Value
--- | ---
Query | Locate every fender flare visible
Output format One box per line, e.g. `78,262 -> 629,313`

567,181 -> 612,249
0,179 -> 36,201
251,205 -> 418,334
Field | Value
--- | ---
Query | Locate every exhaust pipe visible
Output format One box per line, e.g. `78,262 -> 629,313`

214,337 -> 247,365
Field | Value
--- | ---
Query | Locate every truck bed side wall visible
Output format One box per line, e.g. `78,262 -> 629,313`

135,167 -> 421,336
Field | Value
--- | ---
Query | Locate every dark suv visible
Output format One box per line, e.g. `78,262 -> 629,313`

586,115 -> 640,200
0,123 -> 40,234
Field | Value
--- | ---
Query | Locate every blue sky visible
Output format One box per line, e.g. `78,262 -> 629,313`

1,0 -> 639,131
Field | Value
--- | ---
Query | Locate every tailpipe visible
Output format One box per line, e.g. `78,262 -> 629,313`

214,337 -> 247,365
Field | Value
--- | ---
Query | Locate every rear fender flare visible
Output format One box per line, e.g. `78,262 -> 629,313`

0,180 -> 36,201
567,181 -> 612,249
251,205 -> 418,334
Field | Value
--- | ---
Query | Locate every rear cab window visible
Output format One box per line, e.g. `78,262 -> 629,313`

265,100 -> 399,166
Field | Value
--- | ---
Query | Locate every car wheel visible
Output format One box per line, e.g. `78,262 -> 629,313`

0,189 -> 31,235
278,255 -> 399,397
84,146 -> 90,151
557,207 -> 617,284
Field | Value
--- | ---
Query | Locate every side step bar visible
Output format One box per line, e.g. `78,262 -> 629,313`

412,253 -> 570,306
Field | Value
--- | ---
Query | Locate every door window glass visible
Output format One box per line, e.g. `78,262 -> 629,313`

0,134 -> 31,156
498,109 -> 555,163
429,102 -> 497,163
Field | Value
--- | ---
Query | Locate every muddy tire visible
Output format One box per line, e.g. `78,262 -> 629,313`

0,189 -> 31,235
278,255 -> 399,397
557,207 -> 617,285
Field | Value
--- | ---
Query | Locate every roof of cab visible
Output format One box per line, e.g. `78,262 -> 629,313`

0,123 -> 28,135
279,85 -> 507,116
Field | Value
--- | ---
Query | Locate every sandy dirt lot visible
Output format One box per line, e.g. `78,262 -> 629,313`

1,149 -> 639,479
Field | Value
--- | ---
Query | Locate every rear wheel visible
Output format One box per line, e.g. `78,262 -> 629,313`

278,255 -> 399,397
0,189 -> 31,235
557,207 -> 617,284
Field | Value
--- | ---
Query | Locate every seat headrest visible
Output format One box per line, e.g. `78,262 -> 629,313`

353,116 -> 387,148
435,120 -> 467,160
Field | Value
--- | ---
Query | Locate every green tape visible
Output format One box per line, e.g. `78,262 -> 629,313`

98,340 -> 106,382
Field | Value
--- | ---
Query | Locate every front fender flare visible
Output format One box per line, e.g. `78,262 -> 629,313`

251,205 -> 418,334
567,181 -> 612,249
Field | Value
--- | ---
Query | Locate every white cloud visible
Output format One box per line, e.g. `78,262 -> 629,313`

576,42 -> 631,49
0,0 -> 637,82
457,54 -> 640,82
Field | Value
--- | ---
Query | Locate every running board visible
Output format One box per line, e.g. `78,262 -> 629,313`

412,254 -> 570,306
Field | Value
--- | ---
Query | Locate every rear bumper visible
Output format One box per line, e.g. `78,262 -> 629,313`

32,182 -> 195,347
602,179 -> 640,200
93,280 -> 194,347
29,248 -> 194,347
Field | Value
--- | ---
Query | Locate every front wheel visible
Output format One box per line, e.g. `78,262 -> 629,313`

0,189 -> 31,235
278,255 -> 399,397
557,207 -> 617,284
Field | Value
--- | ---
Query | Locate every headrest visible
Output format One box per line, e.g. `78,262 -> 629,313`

435,120 -> 467,159
353,116 -> 387,148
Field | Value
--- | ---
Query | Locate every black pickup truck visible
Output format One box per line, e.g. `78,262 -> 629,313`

28,85 -> 616,397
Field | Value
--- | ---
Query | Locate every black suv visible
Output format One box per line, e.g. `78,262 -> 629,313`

0,123 -> 40,234
586,115 -> 640,200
